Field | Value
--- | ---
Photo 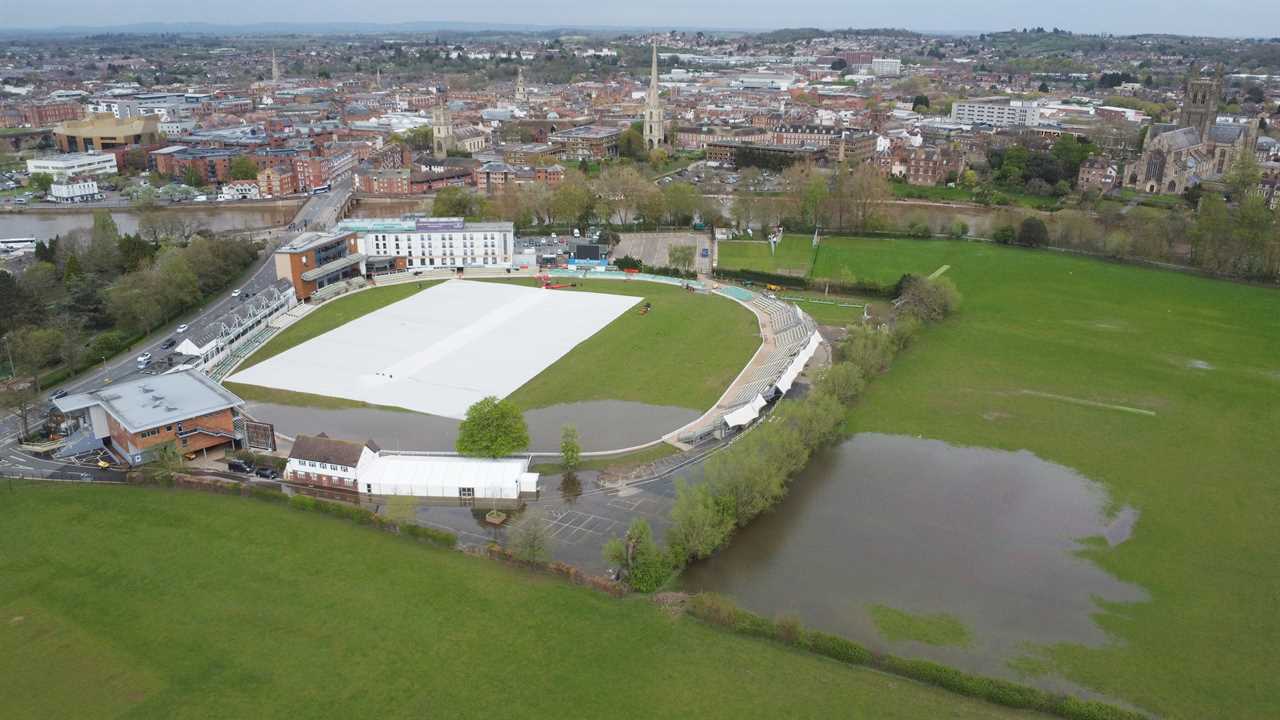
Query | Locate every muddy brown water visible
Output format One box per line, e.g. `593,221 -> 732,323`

243,399 -> 699,453
679,433 -> 1146,694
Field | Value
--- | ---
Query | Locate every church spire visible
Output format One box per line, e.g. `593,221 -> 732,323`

648,43 -> 659,102
643,43 -> 664,151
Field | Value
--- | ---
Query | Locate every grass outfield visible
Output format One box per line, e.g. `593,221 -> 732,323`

497,278 -> 760,411
717,237 -> 815,276
821,237 -> 1280,719
236,281 -> 441,371
0,484 -> 1045,720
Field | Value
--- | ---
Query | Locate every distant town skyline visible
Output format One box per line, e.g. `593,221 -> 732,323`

6,2 -> 1279,40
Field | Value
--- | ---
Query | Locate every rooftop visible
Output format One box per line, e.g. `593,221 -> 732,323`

54,370 -> 243,434
279,230 -> 354,254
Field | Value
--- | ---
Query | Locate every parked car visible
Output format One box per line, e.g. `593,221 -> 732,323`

136,352 -> 152,364
50,389 -> 68,400
227,459 -> 253,474
160,338 -> 176,350
175,324 -> 190,334
231,288 -> 242,298
254,467 -> 280,479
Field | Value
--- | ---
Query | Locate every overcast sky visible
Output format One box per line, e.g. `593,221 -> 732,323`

9,1 -> 1278,39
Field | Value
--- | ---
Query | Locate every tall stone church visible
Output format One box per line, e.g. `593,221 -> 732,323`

1127,66 -> 1260,195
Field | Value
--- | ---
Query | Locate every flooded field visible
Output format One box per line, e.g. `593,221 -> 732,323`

680,433 -> 1146,692
243,399 -> 699,453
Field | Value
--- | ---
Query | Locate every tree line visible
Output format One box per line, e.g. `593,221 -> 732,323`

0,210 -> 259,392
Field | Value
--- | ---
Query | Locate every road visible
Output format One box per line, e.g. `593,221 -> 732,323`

0,175 -> 354,481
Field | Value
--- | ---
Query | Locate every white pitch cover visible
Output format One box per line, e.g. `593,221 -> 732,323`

229,280 -> 640,418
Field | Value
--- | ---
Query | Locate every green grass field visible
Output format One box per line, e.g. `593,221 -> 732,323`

870,605 -> 973,648
233,278 -> 758,415
0,484 -> 1046,720
717,237 -> 815,276
497,279 -> 760,411
237,282 -> 440,371
814,237 -> 1280,719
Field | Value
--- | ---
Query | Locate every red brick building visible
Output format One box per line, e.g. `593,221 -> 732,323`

52,370 -> 245,466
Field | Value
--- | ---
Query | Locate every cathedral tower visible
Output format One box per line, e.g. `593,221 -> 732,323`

1181,65 -> 1222,142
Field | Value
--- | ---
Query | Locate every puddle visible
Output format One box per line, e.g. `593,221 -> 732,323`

680,433 -> 1147,685
244,399 -> 697,452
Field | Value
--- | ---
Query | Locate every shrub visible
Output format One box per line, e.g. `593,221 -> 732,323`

897,276 -> 962,323
949,221 -> 969,238
775,614 -> 806,646
687,593 -> 741,627
402,523 -> 458,548
288,494 -> 317,511
905,220 -> 932,238
734,610 -> 777,640
993,225 -> 1017,244
246,486 -> 288,503
807,630 -> 874,665
1018,216 -> 1049,247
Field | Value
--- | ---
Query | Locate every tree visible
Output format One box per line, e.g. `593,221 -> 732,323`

28,172 -> 53,193
1224,151 -> 1263,201
911,94 -> 930,111
667,480 -> 731,562
560,424 -> 581,471
603,518 -> 669,592
662,182 -> 700,226
84,210 -> 122,277
1051,134 -> 1093,185
508,509 -> 554,564
19,262 -> 64,308
390,125 -> 434,151
181,164 -> 204,188
618,127 -> 647,160
146,441 -> 186,485
815,361 -> 866,403
0,382 -> 38,439
432,186 -> 480,217
1018,217 -> 1049,247
1038,81 -> 1050,93
897,276 -> 962,322
456,396 -> 529,458
846,163 -> 889,232
228,156 -> 259,181
668,244 -> 695,273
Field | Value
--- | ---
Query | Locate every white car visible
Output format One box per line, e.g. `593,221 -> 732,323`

231,289 -> 242,298
175,324 -> 190,334
137,352 -> 152,364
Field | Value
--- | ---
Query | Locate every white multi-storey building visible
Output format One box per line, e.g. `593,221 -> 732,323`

950,98 -> 1043,128
26,152 -> 118,180
336,217 -> 516,273
48,178 -> 103,203
872,58 -> 902,77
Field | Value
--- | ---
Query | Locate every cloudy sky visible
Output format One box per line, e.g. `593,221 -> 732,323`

9,1 -> 1278,38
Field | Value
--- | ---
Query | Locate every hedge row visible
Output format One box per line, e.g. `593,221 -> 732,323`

711,267 -> 902,298
685,593 -> 1145,720
486,545 -> 628,597
152,473 -> 457,549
